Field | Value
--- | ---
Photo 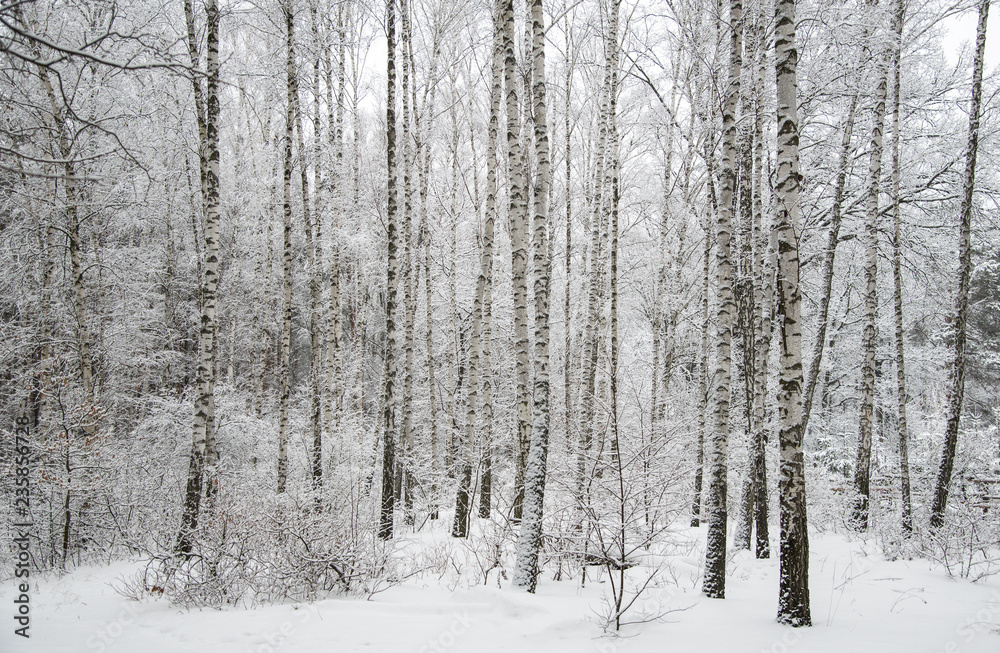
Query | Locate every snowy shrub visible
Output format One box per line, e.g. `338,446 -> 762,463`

125,488 -> 397,607
919,502 -> 1000,582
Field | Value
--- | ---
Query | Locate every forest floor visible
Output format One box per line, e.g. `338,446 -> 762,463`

2,524 -> 999,653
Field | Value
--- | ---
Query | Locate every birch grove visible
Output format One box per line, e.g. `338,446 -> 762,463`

3,0 -> 999,634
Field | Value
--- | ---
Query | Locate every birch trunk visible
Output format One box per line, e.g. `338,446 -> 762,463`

410,14 -> 441,518
500,0 -> 531,521
889,0 -> 913,534
290,9 -> 323,496
853,45 -> 889,532
735,6 -> 767,555
576,1 -> 614,527
176,0 -> 220,551
400,0 -> 417,516
445,74 -> 461,479
750,15 -> 773,558
277,0 -> 296,495
563,15 -> 574,458
479,8 -> 502,521
930,0 -> 989,530
692,207 -> 711,528
323,4 -> 347,440
514,0 -> 554,590
801,93 -> 857,437
775,0 -> 810,625
703,0 -> 741,601
378,0 -> 400,540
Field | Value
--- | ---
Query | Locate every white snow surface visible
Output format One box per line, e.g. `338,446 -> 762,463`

3,527 -> 999,653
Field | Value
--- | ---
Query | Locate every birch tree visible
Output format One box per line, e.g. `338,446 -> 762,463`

177,0 -> 220,552
703,0 -> 742,601
774,0 -> 810,626
399,0 -> 417,515
800,92 -> 857,437
930,0 -> 989,530
378,0 -> 400,540
853,28 -> 889,532
323,2 -> 347,443
290,3 -> 323,497
514,0 -> 553,591
735,2 -> 771,558
276,0 -> 296,495
479,4 -> 502,521
888,0 -> 913,533
501,0 -> 531,521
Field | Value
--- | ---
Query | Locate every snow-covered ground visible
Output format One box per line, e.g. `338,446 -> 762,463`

2,527 -> 999,653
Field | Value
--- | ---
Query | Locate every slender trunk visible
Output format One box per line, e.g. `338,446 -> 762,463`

514,0 -> 554,591
479,8 -> 503,521
323,4 -> 347,441
801,94 -> 858,436
774,0 -> 810,626
736,7 -> 765,554
501,0 -> 531,521
889,0 -> 913,534
378,0 -> 400,540
692,210 -> 710,528
750,15 -> 772,559
703,0 -> 741,601
563,15 -> 574,460
423,213 -> 440,518
445,75 -> 461,480
175,0 -> 220,551
853,44 -> 889,532
576,0 -> 615,527
412,18 -> 441,519
930,0 -> 989,529
277,0 -> 296,496
292,8 -> 323,497
693,127 -> 719,529
399,0 -> 417,517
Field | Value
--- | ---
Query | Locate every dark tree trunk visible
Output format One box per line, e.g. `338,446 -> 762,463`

930,0 -> 989,530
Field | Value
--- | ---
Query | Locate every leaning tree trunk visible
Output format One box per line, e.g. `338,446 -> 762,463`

801,93 -> 857,437
930,0 -> 989,530
853,39 -> 889,532
703,0 -> 741,601
774,0 -> 811,627
514,0 -> 554,591
888,0 -> 913,534
378,0 -> 400,540
176,0 -> 220,552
